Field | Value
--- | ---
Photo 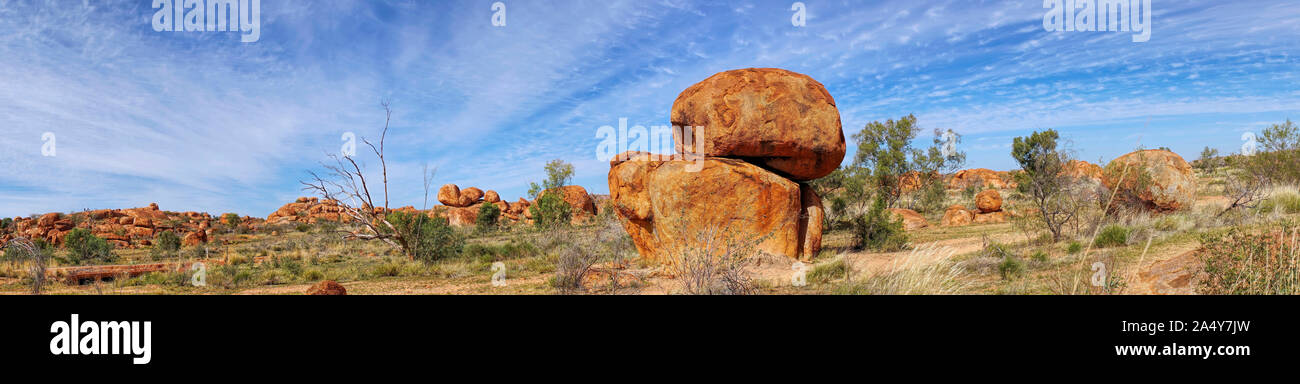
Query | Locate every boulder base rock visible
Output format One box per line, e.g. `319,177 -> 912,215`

973,211 -> 1011,224
1102,150 -> 1197,211
887,208 -> 929,231
975,189 -> 1003,213
941,205 -> 974,227
609,153 -> 809,265
306,280 -> 347,295
670,68 -> 846,181
798,184 -> 824,261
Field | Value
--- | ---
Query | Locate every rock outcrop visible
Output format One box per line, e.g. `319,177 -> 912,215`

0,203 -> 236,249
670,68 -> 846,181
948,168 -> 1009,190
266,197 -> 352,225
1102,150 -> 1197,211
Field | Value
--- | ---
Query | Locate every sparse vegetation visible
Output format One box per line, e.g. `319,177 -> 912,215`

1093,225 -> 1130,248
476,203 -> 500,232
1199,224 -> 1299,295
63,228 -> 116,265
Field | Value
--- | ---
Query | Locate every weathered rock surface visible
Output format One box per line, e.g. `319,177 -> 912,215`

670,68 -> 846,181
608,153 -> 808,264
1102,150 -> 1197,211
798,184 -> 824,261
948,168 -> 1008,190
887,208 -> 930,231
941,205 -> 974,227
975,189 -> 1003,213
306,280 -> 347,295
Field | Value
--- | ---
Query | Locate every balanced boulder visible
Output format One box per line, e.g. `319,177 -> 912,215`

670,68 -> 845,181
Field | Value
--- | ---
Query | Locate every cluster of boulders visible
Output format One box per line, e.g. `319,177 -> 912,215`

0,203 -> 241,249
431,184 -> 596,227
940,189 -> 1011,227
266,197 -> 356,225
608,68 -> 844,264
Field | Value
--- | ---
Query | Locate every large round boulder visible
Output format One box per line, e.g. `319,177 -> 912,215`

670,68 -> 845,181
1102,150 -> 1197,211
975,189 -> 1002,213
437,184 -> 463,207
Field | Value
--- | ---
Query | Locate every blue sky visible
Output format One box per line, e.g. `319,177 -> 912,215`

1,0 -> 1298,218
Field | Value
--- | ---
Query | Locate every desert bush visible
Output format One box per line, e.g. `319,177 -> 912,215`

1031,250 -> 1049,263
1198,224 -> 1300,294
530,191 -> 572,229
1066,241 -> 1083,254
222,213 -> 241,228
155,230 -> 181,252
63,228 -> 116,265
1093,225 -> 1130,248
1195,146 -> 1222,173
476,203 -> 501,233
1241,120 -> 1300,184
998,256 -> 1025,280
295,223 -> 312,233
383,211 -> 463,263
1,238 -> 49,294
670,225 -> 759,295
551,242 -> 600,294
851,197 -> 908,252
1011,129 -> 1085,241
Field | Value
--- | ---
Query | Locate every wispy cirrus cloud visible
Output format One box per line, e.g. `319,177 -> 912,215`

1,0 -> 1298,218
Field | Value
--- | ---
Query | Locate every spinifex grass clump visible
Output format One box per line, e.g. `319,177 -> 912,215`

1198,224 -> 1300,294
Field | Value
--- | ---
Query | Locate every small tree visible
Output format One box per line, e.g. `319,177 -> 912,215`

156,230 -> 181,250
383,211 -> 462,263
1195,146 -> 1221,174
476,203 -> 501,232
302,101 -> 461,261
531,192 -> 572,229
221,213 -> 241,228
63,228 -> 116,265
527,159 -> 575,199
1011,129 -> 1082,242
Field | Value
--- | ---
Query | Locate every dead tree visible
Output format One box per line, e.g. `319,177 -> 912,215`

1,237 -> 47,294
301,100 -> 424,260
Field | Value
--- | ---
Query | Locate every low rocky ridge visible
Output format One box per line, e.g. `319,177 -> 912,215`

0,203 -> 258,249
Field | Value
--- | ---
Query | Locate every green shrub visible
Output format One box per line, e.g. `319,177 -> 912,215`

295,223 -> 312,232
1031,250 -> 1049,263
155,231 -> 181,252
851,197 -> 908,252
1093,225 -> 1130,248
476,203 -> 501,232
1066,241 -> 1083,254
384,211 -> 463,263
222,213 -> 241,228
530,191 -> 572,229
998,256 -> 1025,280
62,228 -> 116,265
